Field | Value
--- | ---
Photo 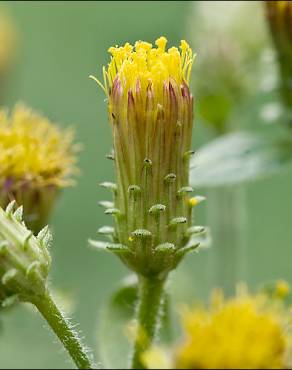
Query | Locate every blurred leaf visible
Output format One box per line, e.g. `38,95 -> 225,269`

190,131 -> 292,188
97,275 -> 138,369
198,94 -> 232,133
97,276 -> 174,369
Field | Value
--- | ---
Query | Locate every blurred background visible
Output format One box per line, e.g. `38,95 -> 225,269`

1,1 -> 292,368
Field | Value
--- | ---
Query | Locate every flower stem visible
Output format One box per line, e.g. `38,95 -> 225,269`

131,276 -> 166,369
34,292 -> 94,369
206,185 -> 247,296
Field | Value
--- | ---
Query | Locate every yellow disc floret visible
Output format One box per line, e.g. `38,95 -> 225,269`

0,104 -> 78,187
94,36 -> 194,102
175,291 -> 288,369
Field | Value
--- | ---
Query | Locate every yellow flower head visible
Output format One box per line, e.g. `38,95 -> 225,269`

0,10 -> 16,75
104,37 -> 194,95
96,36 -> 194,104
0,104 -> 78,232
0,104 -> 77,188
175,290 -> 289,369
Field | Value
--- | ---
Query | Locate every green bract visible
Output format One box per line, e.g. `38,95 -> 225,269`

0,201 -> 51,306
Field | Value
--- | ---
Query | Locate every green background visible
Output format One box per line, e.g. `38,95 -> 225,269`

1,1 -> 292,368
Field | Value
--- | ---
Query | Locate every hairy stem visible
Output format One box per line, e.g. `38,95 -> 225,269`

34,292 -> 94,369
206,185 -> 247,296
131,276 -> 166,369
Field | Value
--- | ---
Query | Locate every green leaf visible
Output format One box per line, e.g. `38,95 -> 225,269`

97,276 -> 174,369
190,131 -> 292,188
198,93 -> 232,133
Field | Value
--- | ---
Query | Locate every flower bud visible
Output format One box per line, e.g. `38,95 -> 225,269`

0,9 -> 16,78
0,201 -> 51,305
92,37 -> 205,278
0,104 -> 78,233
266,1 -> 292,120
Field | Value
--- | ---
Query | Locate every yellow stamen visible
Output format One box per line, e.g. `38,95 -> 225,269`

93,37 -> 195,103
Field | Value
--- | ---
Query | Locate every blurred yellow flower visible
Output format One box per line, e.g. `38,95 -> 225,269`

275,279 -> 290,299
144,287 -> 291,369
0,104 -> 77,187
0,104 -> 78,231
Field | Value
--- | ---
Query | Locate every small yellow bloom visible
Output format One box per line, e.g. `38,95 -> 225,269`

175,291 -> 288,369
275,280 -> 290,299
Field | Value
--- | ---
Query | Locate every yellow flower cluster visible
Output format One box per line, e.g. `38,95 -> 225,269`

0,104 -> 77,188
95,36 -> 194,102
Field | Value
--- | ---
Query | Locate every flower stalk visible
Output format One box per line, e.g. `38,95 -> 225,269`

34,292 -> 93,370
0,201 -> 94,369
131,276 -> 166,369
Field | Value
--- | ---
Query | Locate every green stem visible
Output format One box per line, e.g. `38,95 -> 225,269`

131,276 -> 166,369
34,292 -> 94,369
206,185 -> 247,296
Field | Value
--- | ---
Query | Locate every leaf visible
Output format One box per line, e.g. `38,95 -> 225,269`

190,131 -> 292,188
97,276 -> 174,369
199,93 -> 232,133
